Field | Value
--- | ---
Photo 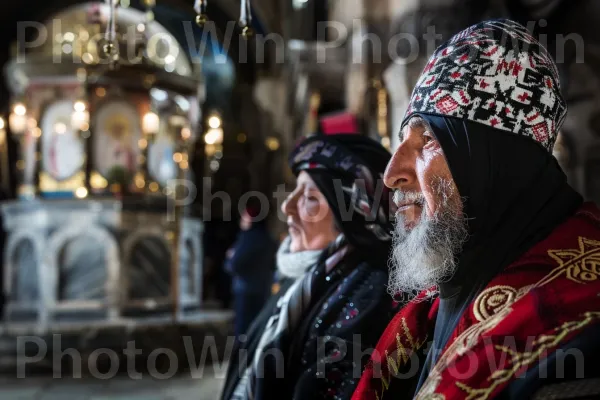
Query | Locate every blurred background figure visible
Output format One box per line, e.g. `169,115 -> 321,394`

225,199 -> 277,337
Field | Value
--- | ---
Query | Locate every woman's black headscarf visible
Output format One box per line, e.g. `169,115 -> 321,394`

289,133 -> 394,264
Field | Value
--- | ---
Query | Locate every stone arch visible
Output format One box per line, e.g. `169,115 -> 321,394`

3,231 -> 43,304
45,224 -> 120,316
122,228 -> 172,301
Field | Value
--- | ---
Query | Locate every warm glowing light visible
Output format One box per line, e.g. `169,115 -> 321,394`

142,112 -> 159,135
149,182 -> 159,192
9,113 -> 27,133
32,128 -> 42,138
181,127 -> 191,140
96,87 -> 107,97
83,53 -> 95,64
75,187 -> 88,199
54,122 -> 67,134
173,152 -> 183,163
180,160 -> 189,170
16,160 -> 25,170
71,110 -> 90,131
237,133 -> 247,143
14,103 -> 26,116
208,115 -> 221,129
205,144 -> 216,157
27,118 -> 37,130
74,101 -> 87,113
135,173 -> 146,189
0,117 -> 4,130
138,138 -> 148,149
204,128 -> 223,145
90,173 -> 108,189
265,137 -> 280,151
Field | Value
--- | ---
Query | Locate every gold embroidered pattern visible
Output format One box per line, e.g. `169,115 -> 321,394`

544,237 -> 600,285
456,311 -> 600,400
380,317 -> 428,399
473,286 -> 518,322
415,284 -> 532,400
415,236 -> 600,400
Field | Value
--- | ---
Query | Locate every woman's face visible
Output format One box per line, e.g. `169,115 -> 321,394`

281,171 -> 339,253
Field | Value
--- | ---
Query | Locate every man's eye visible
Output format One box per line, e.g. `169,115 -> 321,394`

423,133 -> 435,145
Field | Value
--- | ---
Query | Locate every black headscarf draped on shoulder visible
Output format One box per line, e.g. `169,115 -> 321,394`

415,112 -> 582,358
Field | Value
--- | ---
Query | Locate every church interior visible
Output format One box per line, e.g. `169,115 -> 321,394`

0,0 -> 599,398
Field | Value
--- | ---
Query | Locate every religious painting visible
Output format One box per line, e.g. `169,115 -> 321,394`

93,100 -> 142,185
41,100 -> 85,181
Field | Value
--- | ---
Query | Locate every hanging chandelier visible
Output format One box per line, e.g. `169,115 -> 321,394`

101,0 -> 253,63
195,0 -> 254,37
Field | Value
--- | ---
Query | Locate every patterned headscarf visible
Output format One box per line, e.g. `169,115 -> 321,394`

289,132 -> 394,254
403,19 -> 567,152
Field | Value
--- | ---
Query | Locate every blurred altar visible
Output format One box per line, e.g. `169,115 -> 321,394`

0,1 -> 236,371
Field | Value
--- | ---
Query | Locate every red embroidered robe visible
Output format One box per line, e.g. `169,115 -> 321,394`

353,203 -> 600,400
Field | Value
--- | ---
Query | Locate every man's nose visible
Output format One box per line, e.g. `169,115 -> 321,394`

383,142 -> 416,190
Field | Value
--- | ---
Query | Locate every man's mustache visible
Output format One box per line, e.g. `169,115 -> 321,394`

392,190 -> 426,208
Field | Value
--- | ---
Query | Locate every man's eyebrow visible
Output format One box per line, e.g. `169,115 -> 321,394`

398,128 -> 406,143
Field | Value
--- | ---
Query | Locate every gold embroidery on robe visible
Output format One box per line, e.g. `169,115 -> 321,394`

545,237 -> 600,285
456,311 -> 600,400
415,236 -> 600,399
379,318 -> 428,399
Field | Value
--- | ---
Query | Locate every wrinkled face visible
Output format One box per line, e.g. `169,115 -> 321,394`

384,116 -> 457,228
281,171 -> 338,253
384,116 -> 468,297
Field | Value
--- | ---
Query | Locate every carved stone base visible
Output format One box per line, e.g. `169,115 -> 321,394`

1,199 -> 204,329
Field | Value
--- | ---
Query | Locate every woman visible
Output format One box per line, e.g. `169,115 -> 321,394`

221,123 -> 399,400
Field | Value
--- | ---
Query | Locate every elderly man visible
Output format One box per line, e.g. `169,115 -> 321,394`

353,20 -> 600,400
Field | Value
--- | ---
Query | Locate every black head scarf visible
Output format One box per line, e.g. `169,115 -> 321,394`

396,19 -> 582,363
414,112 -> 582,361
289,133 -> 394,264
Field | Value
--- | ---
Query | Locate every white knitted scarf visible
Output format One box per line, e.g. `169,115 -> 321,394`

276,236 -> 323,279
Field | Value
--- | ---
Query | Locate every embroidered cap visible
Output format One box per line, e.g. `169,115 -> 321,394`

402,19 -> 567,152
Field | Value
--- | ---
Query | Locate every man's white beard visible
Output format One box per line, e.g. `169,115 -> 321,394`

388,180 -> 468,300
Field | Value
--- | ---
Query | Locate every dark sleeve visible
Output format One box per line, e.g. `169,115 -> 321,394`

498,322 -> 600,400
291,265 -> 398,400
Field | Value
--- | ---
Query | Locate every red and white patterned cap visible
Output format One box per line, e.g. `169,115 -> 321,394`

402,19 -> 567,152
